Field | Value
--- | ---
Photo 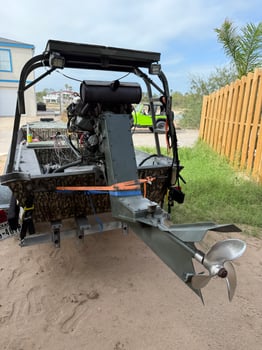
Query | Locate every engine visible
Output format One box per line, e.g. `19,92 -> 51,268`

66,80 -> 142,164
66,98 -> 102,163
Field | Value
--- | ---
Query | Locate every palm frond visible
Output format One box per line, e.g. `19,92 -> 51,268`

239,22 -> 262,73
214,19 -> 240,62
215,20 -> 262,78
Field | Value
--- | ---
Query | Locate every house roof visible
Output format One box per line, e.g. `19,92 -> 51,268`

0,37 -> 34,49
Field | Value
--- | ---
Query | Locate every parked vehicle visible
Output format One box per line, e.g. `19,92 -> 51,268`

132,101 -> 167,131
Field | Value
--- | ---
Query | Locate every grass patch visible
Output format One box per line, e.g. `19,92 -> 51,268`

139,141 -> 262,237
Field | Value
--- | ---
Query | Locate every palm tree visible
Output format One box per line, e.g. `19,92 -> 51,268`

215,19 -> 262,78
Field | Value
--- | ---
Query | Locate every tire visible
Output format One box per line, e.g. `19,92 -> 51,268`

0,185 -> 12,210
156,119 -> 166,130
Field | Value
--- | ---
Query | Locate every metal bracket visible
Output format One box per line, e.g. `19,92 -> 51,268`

75,216 -> 90,240
51,221 -> 62,248
121,222 -> 128,235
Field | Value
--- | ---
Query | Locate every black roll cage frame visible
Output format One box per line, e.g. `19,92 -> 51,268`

6,39 -> 179,175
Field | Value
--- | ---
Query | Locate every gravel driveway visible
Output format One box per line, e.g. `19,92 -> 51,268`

132,128 -> 199,148
0,116 -> 198,156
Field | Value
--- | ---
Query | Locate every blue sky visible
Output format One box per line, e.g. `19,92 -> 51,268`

1,0 -> 261,93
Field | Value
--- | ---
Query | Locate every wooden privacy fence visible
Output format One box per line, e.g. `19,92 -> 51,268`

199,68 -> 262,183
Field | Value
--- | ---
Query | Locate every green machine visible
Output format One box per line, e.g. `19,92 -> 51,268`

132,102 -> 167,131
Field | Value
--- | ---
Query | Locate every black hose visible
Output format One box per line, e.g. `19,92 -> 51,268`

53,159 -> 82,173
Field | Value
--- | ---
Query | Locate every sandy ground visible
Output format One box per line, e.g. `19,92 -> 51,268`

0,117 -> 261,350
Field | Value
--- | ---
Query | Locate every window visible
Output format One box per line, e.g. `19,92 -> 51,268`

0,49 -> 12,72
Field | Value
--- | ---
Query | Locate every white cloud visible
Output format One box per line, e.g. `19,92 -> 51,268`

1,0 -> 260,92
2,0 -> 259,51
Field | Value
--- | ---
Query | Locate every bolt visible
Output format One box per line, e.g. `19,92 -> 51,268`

218,267 -> 228,278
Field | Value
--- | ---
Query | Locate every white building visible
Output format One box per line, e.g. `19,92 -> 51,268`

0,37 -> 36,117
43,91 -> 75,104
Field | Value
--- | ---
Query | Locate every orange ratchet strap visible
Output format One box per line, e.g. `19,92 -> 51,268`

165,119 -> 171,152
56,176 -> 155,197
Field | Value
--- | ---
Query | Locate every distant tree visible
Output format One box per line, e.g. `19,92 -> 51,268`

180,66 -> 237,128
179,93 -> 202,128
215,19 -> 262,78
64,83 -> 72,91
189,65 -> 237,95
36,88 -> 54,102
171,91 -> 186,110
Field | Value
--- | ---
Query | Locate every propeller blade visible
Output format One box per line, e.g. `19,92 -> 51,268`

205,239 -> 246,266
224,261 -> 237,301
191,274 -> 211,289
189,239 -> 245,299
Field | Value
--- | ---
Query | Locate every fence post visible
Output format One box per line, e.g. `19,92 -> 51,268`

199,96 -> 208,139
